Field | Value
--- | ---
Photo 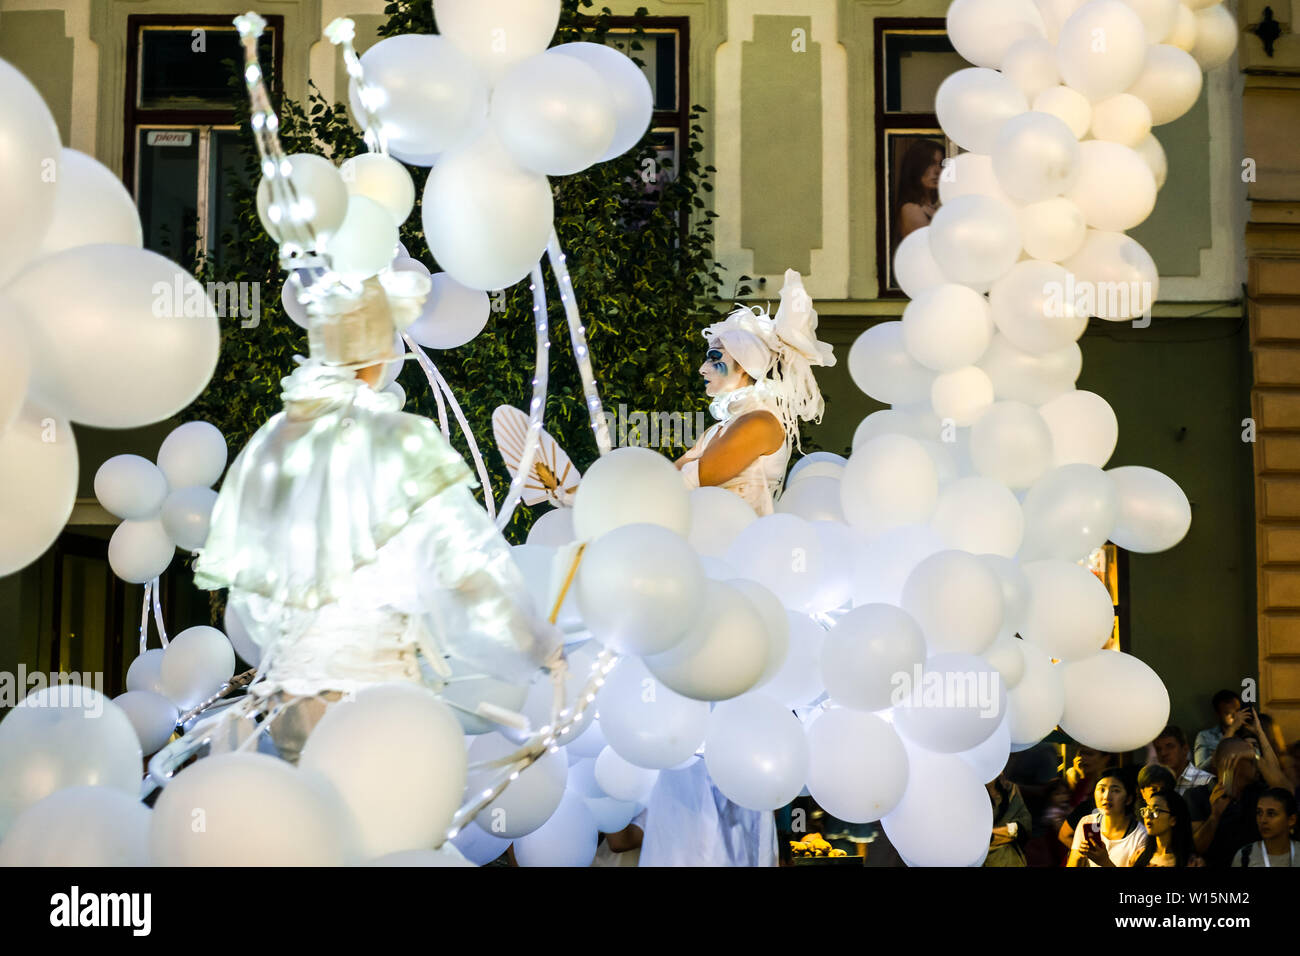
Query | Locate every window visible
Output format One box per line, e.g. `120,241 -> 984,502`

875,20 -> 959,296
124,15 -> 281,269
598,17 -> 689,194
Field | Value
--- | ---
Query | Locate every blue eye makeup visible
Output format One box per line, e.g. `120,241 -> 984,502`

707,348 -> 727,375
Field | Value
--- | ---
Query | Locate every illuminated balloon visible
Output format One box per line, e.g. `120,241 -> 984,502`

1056,0 -> 1149,100
1019,463 -> 1119,561
935,68 -> 1029,154
806,708 -> 909,822
1060,650 -> 1170,752
821,603 -> 927,711
1019,558 -> 1115,662
492,52 -> 616,175
902,551 -> 1005,655
550,42 -> 654,161
1106,465 -> 1192,552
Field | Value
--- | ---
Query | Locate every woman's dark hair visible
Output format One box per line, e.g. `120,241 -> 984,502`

1132,790 -> 1194,868
892,139 -> 943,236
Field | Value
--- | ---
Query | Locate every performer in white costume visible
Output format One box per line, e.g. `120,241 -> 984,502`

675,269 -> 835,515
643,270 -> 835,866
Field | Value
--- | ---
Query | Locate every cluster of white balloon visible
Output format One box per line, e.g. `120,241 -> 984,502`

95,422 -> 229,583
0,62 -> 219,578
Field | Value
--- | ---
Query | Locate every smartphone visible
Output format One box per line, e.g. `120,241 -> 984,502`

1082,821 -> 1102,847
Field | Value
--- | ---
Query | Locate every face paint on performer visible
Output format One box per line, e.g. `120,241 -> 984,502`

699,339 -> 750,397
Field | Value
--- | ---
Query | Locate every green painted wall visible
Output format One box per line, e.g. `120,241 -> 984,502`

805,313 -> 1257,741
741,15 -> 823,275
0,10 -> 75,145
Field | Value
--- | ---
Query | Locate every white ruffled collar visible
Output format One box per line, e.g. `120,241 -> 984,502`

709,383 -> 775,423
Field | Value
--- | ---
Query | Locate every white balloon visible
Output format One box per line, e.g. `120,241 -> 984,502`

565,715 -> 608,760
643,580 -> 768,701
160,486 -> 218,551
763,611 -> 828,709
931,366 -> 995,426
0,685 -> 142,837
1039,389 -> 1119,467
0,786 -> 150,867
0,60 -> 60,285
848,322 -> 935,405
1060,650 -> 1170,751
469,734 -> 568,838
822,603 -> 927,711
526,506 -> 575,546
1056,0 -> 1149,99
852,524 -> 946,606
300,683 -> 466,858
1036,0 -> 1089,43
1007,642 -> 1067,744
725,513 -> 827,612
352,34 -> 488,164
280,273 -> 311,329
112,690 -> 178,755
450,822 -> 512,865
593,746 -> 658,803
1189,4 -> 1237,70
788,452 -> 848,484
903,550 -> 1005,655
806,520 -> 858,614
979,334 -> 1082,405
935,68 -> 1029,154
573,446 -> 689,540
983,635 -> 1028,690
126,649 -> 166,696
1018,197 -> 1088,261
902,284 -> 994,372
1090,93 -> 1153,146
957,711 -> 1013,783
223,599 -> 262,666
1062,230 -> 1159,320
156,421 -> 227,490
893,653 -> 1007,753
938,152 -> 1015,206
892,227 -> 948,298
422,129 -> 553,291
596,657 -> 709,769
159,626 -> 236,710
108,519 -> 174,584
37,148 -> 142,257
576,523 -> 702,655
94,455 -> 167,522
434,0 -> 561,86
947,0 -> 1047,67
150,753 -> 354,865
256,153 -> 349,245
704,695 -> 809,810
550,42 -> 654,161
325,195 -> 399,282
366,846 -> 474,867
841,434 -> 939,535
5,246 -> 219,428
929,194 -> 1023,286
730,577 -> 792,684
513,790 -> 599,867
1020,463 -> 1119,561
1106,465 -> 1191,552
991,111 -> 1081,202
339,153 -> 415,227
990,259 -> 1087,354
1134,132 -> 1169,189
931,476 -> 1026,557
1122,0 -> 1180,41
687,486 -> 758,557
1166,2 -> 1199,49
882,743 -> 995,866
519,640 -> 601,743
1064,141 -> 1157,232
492,52 -> 616,175
1019,558 -> 1116,660
438,659 -> 528,736
969,400 -> 1055,488
584,795 -> 641,833
405,270 -> 494,348
0,311 -> 30,433
1032,85 -> 1092,138
807,708 -> 910,822
1000,36 -> 1061,101
1127,44 -> 1203,125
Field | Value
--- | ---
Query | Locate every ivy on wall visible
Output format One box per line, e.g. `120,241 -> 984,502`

190,0 -> 746,543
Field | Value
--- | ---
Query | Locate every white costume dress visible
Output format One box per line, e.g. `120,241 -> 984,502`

678,385 -> 790,516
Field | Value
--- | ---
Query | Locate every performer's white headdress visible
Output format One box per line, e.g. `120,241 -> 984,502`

701,269 -> 836,448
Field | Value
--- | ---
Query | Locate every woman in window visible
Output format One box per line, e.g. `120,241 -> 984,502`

892,138 -> 944,245
1067,767 -> 1148,867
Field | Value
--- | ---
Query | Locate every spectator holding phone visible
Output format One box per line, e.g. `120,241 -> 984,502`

1067,767 -> 1148,867
1193,690 -> 1242,770
1230,788 -> 1299,867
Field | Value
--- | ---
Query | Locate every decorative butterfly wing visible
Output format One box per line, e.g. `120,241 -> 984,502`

492,406 -> 582,507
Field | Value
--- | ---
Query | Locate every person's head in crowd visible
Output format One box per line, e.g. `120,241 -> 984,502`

1255,788 -> 1298,846
1073,745 -> 1111,781
1134,790 -> 1194,867
1045,777 -> 1071,811
1137,763 -> 1177,805
1153,725 -> 1193,775
1095,767 -> 1137,826
1213,737 -> 1259,793
1211,689 -> 1242,731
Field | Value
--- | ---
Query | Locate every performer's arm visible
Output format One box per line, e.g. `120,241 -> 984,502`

696,411 -> 784,486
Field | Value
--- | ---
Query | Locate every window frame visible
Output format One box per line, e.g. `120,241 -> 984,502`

123,13 -> 283,262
